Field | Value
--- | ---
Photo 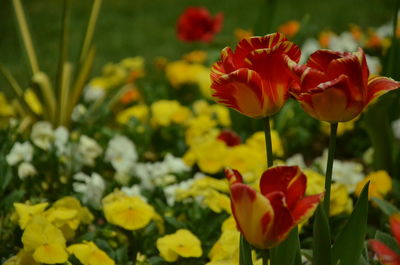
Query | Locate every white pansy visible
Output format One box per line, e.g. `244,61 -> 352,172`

105,135 -> 138,173
54,126 -> 69,156
392,119 -> 400,140
73,172 -> 105,208
163,153 -> 190,172
71,104 -> 87,122
376,23 -> 392,39
365,55 -> 382,75
328,32 -> 358,52
164,173 -> 204,206
31,121 -> 54,150
18,162 -> 37,179
6,142 -> 34,166
78,135 -> 103,166
314,150 -> 364,193
121,185 -> 147,202
84,85 -> 106,102
300,39 -> 320,64
286,153 -> 307,170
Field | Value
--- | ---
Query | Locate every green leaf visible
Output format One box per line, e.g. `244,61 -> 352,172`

270,226 -> 300,265
375,230 -> 400,255
312,204 -> 331,265
240,235 -> 253,265
331,182 -> 370,265
372,197 -> 400,216
357,243 -> 370,265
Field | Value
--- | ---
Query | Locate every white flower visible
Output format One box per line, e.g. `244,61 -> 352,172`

286,154 -> 307,170
84,85 -> 106,102
376,23 -> 393,39
105,135 -> 138,173
71,104 -> 87,122
392,119 -> 400,140
78,135 -> 103,166
18,162 -> 37,179
54,126 -> 69,156
6,142 -> 34,166
300,39 -> 320,64
121,185 -> 147,202
163,153 -> 190,172
314,150 -> 364,193
164,173 -> 204,206
328,32 -> 358,52
73,172 -> 105,208
366,55 -> 382,75
31,121 -> 54,150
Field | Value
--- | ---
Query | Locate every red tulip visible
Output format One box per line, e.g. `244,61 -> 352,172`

217,129 -> 241,147
226,166 -> 323,249
210,33 -> 300,118
287,48 -> 400,122
369,214 -> 400,265
177,7 -> 223,43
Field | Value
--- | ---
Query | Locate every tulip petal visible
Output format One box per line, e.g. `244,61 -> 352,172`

234,33 -> 287,65
265,191 -> 295,245
390,214 -> 400,247
225,168 -> 243,185
211,68 -> 266,118
211,47 -> 236,78
307,49 -> 347,71
369,240 -> 400,265
230,183 -> 274,249
366,76 -> 400,105
287,62 -> 328,94
260,166 -> 305,209
291,193 -> 324,224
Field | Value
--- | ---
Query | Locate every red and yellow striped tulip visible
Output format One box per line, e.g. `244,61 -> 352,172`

226,166 -> 323,249
369,214 -> 400,265
211,33 -> 300,118
287,48 -> 400,123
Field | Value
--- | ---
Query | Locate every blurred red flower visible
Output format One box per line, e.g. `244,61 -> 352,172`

210,33 -> 300,118
217,129 -> 241,147
287,48 -> 400,123
226,166 -> 323,249
177,7 -> 223,43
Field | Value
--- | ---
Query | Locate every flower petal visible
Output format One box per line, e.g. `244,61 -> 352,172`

211,47 -> 236,78
369,240 -> 400,265
211,68 -> 266,118
291,193 -> 324,224
225,168 -> 243,185
390,214 -> 400,247
260,166 -> 305,209
306,49 -> 347,71
230,183 -> 274,249
366,76 -> 400,105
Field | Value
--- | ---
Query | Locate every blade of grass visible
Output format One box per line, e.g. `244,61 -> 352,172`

12,0 -> 40,75
59,62 -> 72,126
32,72 -> 57,123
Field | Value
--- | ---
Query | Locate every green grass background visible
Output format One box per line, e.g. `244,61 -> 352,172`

0,0 -> 396,90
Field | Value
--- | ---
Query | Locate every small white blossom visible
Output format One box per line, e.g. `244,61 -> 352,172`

328,32 -> 358,52
6,142 -> 34,166
78,135 -> 103,166
71,104 -> 87,122
73,172 -> 105,208
105,135 -> 138,173
121,185 -> 147,202
164,173 -> 204,206
31,121 -> 54,150
84,85 -> 106,102
300,39 -> 320,64
366,55 -> 382,75
18,162 -> 37,179
163,153 -> 190,172
286,154 -> 307,170
54,126 -> 69,156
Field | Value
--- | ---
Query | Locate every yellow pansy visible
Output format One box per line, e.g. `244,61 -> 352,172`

221,216 -> 237,232
320,118 -> 358,136
208,229 -> 240,263
183,50 -> 207,64
117,104 -> 149,124
22,216 -> 68,264
304,169 -> 325,195
120,56 -> 145,70
185,116 -> 217,146
13,202 -> 48,229
156,229 -> 202,262
68,241 -> 115,265
193,138 -> 228,174
150,100 -> 191,127
202,190 -> 231,214
355,170 -> 392,199
102,191 -> 155,230
2,250 -> 39,265
192,176 -> 229,193
211,105 -> 231,127
225,144 -> 265,179
246,130 -> 284,158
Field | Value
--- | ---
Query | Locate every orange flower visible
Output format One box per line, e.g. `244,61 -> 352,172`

278,20 -> 300,38
226,166 -> 323,249
369,214 -> 400,265
211,33 -> 300,118
287,48 -> 400,122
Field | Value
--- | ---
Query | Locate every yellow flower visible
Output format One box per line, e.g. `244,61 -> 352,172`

13,202 -> 48,229
193,138 -> 228,174
117,104 -> 149,124
185,116 -> 217,146
24,89 -> 42,115
225,144 -> 265,179
68,241 -> 115,265
2,250 -> 39,265
0,92 -> 14,116
202,190 -> 231,214
211,105 -> 231,127
304,170 -> 325,195
120,56 -> 145,71
246,131 -> 284,158
102,191 -> 155,230
156,229 -> 202,262
208,229 -> 239,263
234,28 -> 253,41
44,197 -> 93,239
355,170 -> 393,199
22,216 -> 68,264
222,216 -> 237,232
150,100 -> 191,127
183,50 -> 208,64
192,176 -> 229,193
320,117 -> 358,136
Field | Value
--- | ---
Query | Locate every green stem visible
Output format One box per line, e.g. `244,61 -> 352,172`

262,249 -> 270,265
323,123 -> 338,215
128,231 -> 138,264
240,234 -> 254,265
264,117 -> 274,167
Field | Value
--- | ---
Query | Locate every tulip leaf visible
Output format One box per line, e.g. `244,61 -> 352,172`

375,231 -> 400,255
312,204 -> 331,265
239,235 -> 253,265
372,197 -> 400,216
331,182 -> 369,265
270,226 -> 300,265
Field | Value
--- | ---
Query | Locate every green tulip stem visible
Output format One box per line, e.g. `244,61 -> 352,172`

323,122 -> 338,215
262,249 -> 270,265
264,117 -> 274,167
